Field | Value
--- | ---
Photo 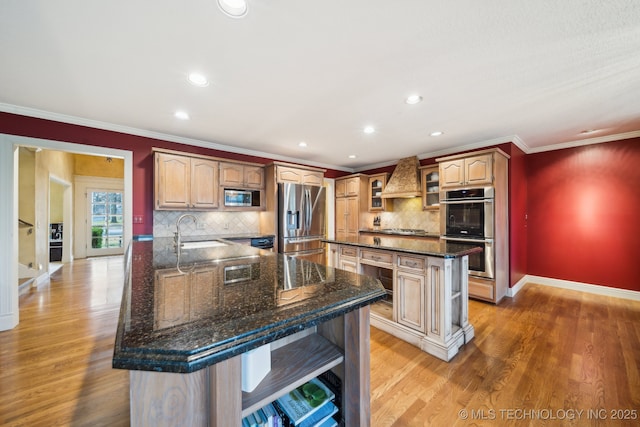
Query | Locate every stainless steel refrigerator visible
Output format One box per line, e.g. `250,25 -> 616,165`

278,182 -> 326,264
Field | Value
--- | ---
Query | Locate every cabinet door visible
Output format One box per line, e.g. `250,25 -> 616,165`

219,162 -> 244,187
464,154 -> 493,186
244,166 -> 264,189
345,177 -> 360,196
421,167 -> 440,209
335,178 -> 347,198
335,197 -> 348,238
369,173 -> 389,212
345,196 -> 360,236
154,270 -> 191,329
155,153 -> 191,209
276,166 -> 303,184
191,158 -> 219,209
338,257 -> 358,273
440,159 -> 465,188
396,270 -> 426,333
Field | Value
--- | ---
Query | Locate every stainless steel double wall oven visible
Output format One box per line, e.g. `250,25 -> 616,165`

440,187 -> 495,279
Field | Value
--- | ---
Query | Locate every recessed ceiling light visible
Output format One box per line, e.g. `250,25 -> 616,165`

217,0 -> 248,18
405,94 -> 423,104
188,73 -> 209,87
430,131 -> 443,137
363,126 -> 375,134
174,111 -> 190,120
348,154 -> 357,159
298,141 -> 307,147
580,129 -> 598,135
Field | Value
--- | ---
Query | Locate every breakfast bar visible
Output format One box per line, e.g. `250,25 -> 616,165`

113,238 -> 385,427
325,235 -> 480,361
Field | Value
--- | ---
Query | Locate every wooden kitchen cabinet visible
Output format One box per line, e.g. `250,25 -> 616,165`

396,269 -> 426,333
439,153 -> 493,188
436,148 -> 510,303
420,165 -> 440,209
337,245 -> 358,273
368,173 -> 392,212
219,162 -> 264,189
275,164 -> 324,186
335,174 -> 367,240
335,176 -> 361,198
155,152 -> 219,210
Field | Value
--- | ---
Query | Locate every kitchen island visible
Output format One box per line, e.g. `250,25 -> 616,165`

113,238 -> 385,427
325,235 -> 480,361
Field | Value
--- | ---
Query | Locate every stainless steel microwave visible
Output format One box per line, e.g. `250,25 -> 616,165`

223,189 -> 261,207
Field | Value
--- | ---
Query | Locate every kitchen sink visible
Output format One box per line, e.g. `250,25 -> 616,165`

180,240 -> 229,249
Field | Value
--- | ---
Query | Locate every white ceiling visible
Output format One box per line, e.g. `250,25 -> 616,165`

1,0 -> 639,171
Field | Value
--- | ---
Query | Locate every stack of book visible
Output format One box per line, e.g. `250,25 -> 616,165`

242,377 -> 339,427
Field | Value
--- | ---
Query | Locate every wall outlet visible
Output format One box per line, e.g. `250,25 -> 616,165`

224,223 -> 229,229
197,222 -> 206,230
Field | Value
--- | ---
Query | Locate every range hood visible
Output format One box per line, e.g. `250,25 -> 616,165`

380,156 -> 421,198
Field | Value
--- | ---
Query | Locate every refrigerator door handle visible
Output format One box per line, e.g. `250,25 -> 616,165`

304,189 -> 312,233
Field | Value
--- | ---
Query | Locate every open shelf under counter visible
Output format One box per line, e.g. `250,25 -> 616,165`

242,333 -> 343,417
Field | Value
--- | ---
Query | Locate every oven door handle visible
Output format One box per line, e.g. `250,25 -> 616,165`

440,198 -> 493,204
441,236 -> 494,244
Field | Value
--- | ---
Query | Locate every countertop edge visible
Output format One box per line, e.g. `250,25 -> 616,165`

112,289 -> 385,373
323,237 -> 480,258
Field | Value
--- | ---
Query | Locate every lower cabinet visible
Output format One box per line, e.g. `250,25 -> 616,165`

333,244 -> 473,362
395,269 -> 425,333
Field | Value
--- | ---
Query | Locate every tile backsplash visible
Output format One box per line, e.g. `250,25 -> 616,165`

364,198 -> 440,233
153,211 -> 261,238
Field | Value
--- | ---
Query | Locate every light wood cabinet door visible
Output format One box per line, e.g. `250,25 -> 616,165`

464,154 -> 493,186
156,153 -> 219,210
338,257 -> 358,273
155,152 -> 191,209
344,177 -> 360,196
191,158 -> 219,209
244,165 -> 264,188
335,197 -> 348,238
369,173 -> 391,212
220,163 -> 264,189
420,166 -> 440,210
276,165 -> 323,186
440,154 -> 493,188
440,159 -> 465,188
396,269 -> 426,333
219,162 -> 244,187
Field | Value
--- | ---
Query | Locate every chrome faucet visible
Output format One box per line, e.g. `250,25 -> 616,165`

174,214 -> 198,249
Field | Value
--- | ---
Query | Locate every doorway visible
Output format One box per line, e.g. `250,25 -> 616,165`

0,133 -> 133,331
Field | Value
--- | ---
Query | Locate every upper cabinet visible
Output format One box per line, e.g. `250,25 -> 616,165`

368,173 -> 392,212
335,174 -> 367,240
155,152 -> 219,210
275,165 -> 324,186
420,166 -> 439,210
220,162 -> 264,189
439,153 -> 493,188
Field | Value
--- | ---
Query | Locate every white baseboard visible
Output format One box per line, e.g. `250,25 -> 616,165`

508,275 -> 640,301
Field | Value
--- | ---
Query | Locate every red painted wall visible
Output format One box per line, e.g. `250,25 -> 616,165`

0,112 -> 343,236
527,138 -> 640,291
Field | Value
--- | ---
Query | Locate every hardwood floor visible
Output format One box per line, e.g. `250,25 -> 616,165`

1,257 -> 638,426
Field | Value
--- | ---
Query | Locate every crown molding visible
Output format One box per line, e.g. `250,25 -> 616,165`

526,130 -> 640,154
3,103 -> 637,173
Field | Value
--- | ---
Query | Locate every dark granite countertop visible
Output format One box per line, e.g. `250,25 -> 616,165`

112,238 -> 385,373
324,235 -> 482,258
358,228 -> 440,238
